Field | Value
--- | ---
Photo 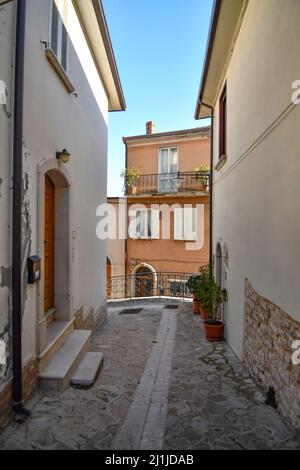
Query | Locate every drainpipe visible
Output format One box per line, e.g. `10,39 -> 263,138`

209,108 -> 214,266
124,141 -> 128,274
12,0 -> 30,420
198,102 -> 214,265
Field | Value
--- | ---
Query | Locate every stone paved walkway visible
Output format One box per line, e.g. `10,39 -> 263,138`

0,301 -> 300,450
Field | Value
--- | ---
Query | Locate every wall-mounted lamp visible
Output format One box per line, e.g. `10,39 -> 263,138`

56,148 -> 71,164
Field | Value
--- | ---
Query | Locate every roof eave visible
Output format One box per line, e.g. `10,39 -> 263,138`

194,0 -> 222,120
73,0 -> 126,112
91,0 -> 126,112
123,126 -> 211,144
194,0 -> 247,120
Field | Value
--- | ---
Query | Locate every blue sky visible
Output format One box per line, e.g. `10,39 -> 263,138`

102,0 -> 213,196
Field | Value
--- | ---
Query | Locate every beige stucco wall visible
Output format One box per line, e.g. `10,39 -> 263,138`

0,0 -> 109,374
107,198 -> 126,278
211,0 -> 300,358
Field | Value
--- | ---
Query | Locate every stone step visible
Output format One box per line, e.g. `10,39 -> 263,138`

39,330 -> 91,391
70,352 -> 104,388
38,319 -> 75,372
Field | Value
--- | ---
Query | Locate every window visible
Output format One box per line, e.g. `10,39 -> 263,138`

50,0 -> 68,72
158,147 -> 179,193
174,207 -> 197,241
219,83 -> 227,158
129,209 -> 160,239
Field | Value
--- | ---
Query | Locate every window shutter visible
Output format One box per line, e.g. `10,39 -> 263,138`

184,208 -> 197,241
139,211 -> 146,238
147,210 -> 152,238
61,23 -> 68,71
193,208 -> 197,240
174,208 -> 183,240
51,1 -> 59,57
128,209 -> 138,239
151,210 -> 160,239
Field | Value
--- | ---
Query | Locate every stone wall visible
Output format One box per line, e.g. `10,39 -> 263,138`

73,302 -> 107,333
244,280 -> 300,428
0,356 -> 38,433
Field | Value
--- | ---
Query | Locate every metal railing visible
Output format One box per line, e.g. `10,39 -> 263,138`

125,171 -> 210,195
107,272 -> 194,301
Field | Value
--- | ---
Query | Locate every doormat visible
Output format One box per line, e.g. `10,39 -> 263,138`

119,308 -> 143,315
164,305 -> 179,310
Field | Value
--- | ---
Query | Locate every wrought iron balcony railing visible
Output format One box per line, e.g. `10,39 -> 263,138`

107,272 -> 194,301
124,171 -> 210,195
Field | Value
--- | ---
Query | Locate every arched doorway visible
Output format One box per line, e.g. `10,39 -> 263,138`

216,242 -> 223,288
43,169 -> 70,319
216,242 -> 223,320
44,175 -> 55,312
135,267 -> 154,297
37,159 -> 72,354
106,257 -> 112,299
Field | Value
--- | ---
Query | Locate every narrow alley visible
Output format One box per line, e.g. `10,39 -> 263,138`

1,302 -> 299,450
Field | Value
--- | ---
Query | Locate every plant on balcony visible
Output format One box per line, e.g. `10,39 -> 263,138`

194,164 -> 210,191
120,167 -> 142,194
201,276 -> 228,342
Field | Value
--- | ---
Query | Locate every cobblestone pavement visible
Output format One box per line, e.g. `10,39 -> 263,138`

0,301 -> 300,450
164,303 -> 300,450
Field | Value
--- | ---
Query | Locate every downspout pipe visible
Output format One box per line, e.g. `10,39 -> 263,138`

124,141 -> 128,274
12,0 -> 30,420
196,101 -> 214,265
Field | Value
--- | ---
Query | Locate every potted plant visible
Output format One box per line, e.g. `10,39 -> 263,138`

194,165 -> 210,191
194,264 -> 214,319
120,167 -> 142,194
202,278 -> 228,342
187,274 -> 202,314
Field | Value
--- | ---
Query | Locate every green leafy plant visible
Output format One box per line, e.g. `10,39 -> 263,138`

193,264 -> 227,323
202,279 -> 228,324
193,264 -> 214,303
120,167 -> 142,193
187,274 -> 202,296
194,164 -> 210,191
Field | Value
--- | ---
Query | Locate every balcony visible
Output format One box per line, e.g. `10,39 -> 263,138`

124,171 -> 210,196
107,272 -> 193,301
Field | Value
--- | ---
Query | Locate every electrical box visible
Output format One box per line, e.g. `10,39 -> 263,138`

28,256 -> 41,284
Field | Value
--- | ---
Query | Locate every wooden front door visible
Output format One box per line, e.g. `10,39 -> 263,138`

44,175 -> 55,312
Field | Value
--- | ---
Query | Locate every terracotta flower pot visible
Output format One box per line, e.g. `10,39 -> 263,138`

193,299 -> 201,314
204,320 -> 224,342
127,186 -> 137,195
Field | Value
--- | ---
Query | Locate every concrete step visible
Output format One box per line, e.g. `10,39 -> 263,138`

70,352 -> 104,388
39,330 -> 91,391
38,319 -> 75,372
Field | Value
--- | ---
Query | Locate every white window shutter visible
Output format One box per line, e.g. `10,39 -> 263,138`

193,208 -> 197,240
174,208 -> 183,240
184,208 -> 196,241
151,210 -> 160,239
128,209 -> 138,239
139,211 -> 146,238
51,1 -> 59,56
61,23 -> 68,71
